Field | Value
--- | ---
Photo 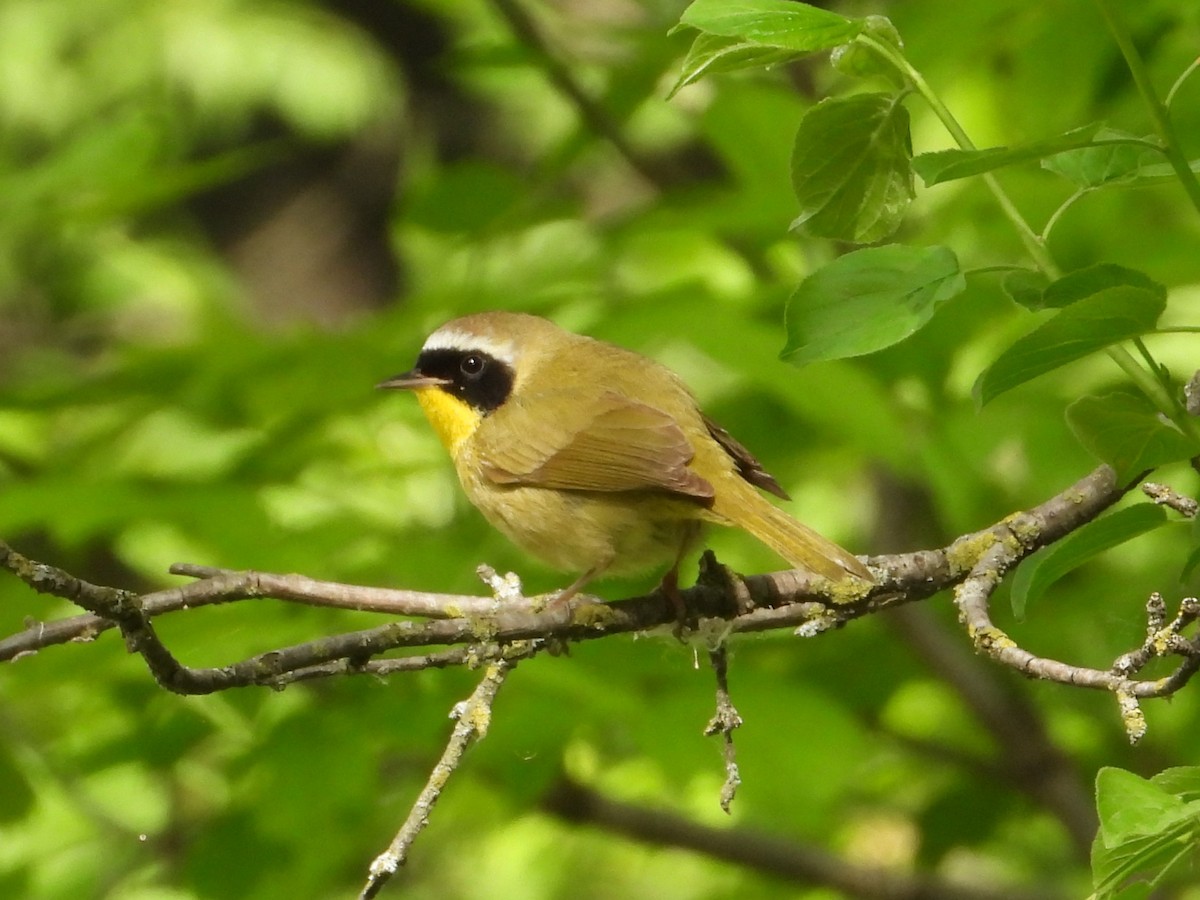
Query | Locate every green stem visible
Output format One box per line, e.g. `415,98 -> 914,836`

969,265 -> 1032,276
1042,188 -> 1088,244
860,35 -> 1060,278
1106,345 -> 1200,441
1093,0 -> 1200,217
860,30 -> 1200,432
1104,347 -> 1170,409
1165,57 -> 1200,108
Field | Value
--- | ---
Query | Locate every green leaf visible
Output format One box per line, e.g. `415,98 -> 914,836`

1097,768 -> 1187,846
1151,767 -> 1200,803
1042,127 -> 1148,188
1091,767 -> 1200,898
407,161 -> 525,232
1002,269 -> 1050,310
0,745 -> 33,824
1010,505 -> 1167,619
1066,392 -> 1200,484
1185,517 -> 1200,580
676,0 -> 862,51
1092,826 -> 1199,898
830,16 -> 904,83
1042,264 -> 1164,310
790,93 -> 914,243
670,33 -> 803,97
781,244 -> 964,365
1129,158 -> 1200,182
911,124 -> 1100,186
973,285 -> 1167,406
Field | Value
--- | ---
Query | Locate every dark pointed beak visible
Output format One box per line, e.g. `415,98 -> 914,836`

376,371 -> 451,391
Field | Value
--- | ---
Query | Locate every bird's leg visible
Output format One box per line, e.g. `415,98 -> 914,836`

549,563 -> 606,608
659,521 -> 702,623
659,564 -> 686,622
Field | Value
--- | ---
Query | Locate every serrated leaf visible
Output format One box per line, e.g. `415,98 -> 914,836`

911,124 -> 1100,186
1003,269 -> 1050,310
1151,767 -> 1200,803
1097,768 -> 1188,846
781,244 -> 964,365
670,33 -> 802,96
790,93 -> 913,243
973,285 -> 1167,407
1066,392 -> 1200,484
1043,264 -> 1163,310
1042,127 -> 1148,188
677,0 -> 862,51
1010,505 -> 1167,619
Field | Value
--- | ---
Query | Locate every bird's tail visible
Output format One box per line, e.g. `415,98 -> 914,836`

716,490 -> 873,584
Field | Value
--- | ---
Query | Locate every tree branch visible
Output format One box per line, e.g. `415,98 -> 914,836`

4,464 -> 1194,727
4,462 -> 1194,893
542,776 -> 1062,900
488,0 -> 676,188
949,468 -> 1200,739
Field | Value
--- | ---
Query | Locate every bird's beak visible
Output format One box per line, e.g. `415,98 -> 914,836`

376,371 -> 451,391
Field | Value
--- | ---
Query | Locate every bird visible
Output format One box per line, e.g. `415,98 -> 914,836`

378,311 -> 872,604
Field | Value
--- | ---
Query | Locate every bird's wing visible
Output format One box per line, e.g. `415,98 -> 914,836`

702,414 -> 790,500
478,390 -> 714,503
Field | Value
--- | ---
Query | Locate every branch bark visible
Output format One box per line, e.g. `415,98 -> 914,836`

4,462 -> 1196,896
3,464 -> 1195,723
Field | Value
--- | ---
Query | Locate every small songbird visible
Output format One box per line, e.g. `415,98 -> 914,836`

378,312 -> 872,602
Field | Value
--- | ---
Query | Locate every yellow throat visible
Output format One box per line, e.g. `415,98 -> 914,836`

414,387 -> 479,457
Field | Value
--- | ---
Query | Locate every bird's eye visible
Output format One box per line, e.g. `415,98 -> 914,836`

460,355 -> 486,378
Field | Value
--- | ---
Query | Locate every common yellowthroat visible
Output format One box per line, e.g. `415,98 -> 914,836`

379,312 -> 872,602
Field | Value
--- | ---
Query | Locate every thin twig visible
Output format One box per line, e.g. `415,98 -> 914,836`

955,526 -> 1200,742
1141,482 -> 1199,518
361,659 -> 515,898
271,640 -> 541,685
703,646 -> 742,813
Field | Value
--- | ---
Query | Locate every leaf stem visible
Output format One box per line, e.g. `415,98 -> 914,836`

1042,188 -> 1088,244
1093,0 -> 1200,217
861,27 -> 1199,433
969,264 -> 1033,276
859,35 -> 1060,278
1103,345 -> 1200,442
1131,336 -> 1200,442
1165,56 -> 1200,108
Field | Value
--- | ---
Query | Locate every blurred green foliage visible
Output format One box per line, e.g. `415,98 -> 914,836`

1,1 -> 1199,898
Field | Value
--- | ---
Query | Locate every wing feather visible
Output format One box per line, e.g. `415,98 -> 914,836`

702,414 -> 790,500
479,391 -> 714,503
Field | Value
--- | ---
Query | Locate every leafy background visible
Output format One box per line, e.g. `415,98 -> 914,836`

1,0 -> 1198,897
